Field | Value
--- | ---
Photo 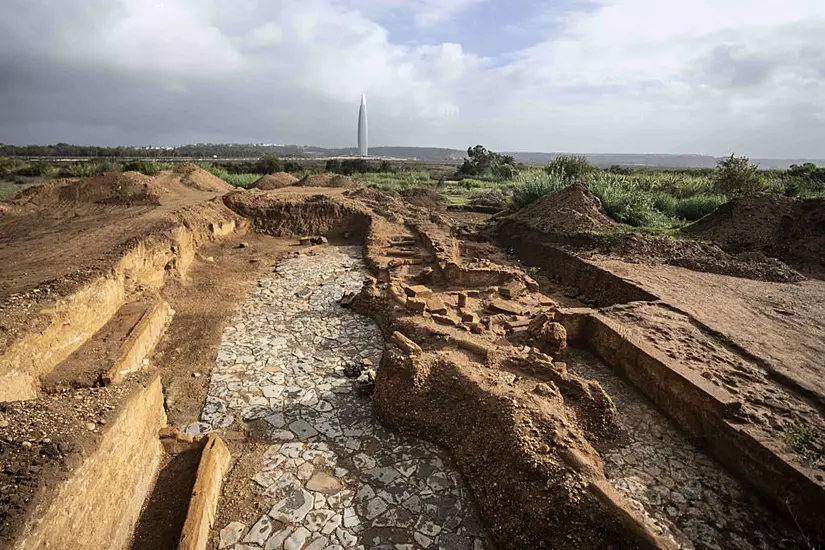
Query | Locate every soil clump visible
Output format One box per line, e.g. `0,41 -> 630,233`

296,173 -> 359,189
253,172 -> 299,190
514,183 -> 617,234
399,187 -> 447,210
684,194 -> 825,276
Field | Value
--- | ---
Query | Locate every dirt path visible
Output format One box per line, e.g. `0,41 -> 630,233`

565,348 -> 804,549
196,246 -> 489,549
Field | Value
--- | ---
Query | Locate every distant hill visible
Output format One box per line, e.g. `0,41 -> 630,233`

2,143 -> 822,169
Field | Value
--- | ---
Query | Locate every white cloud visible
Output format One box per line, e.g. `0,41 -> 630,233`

1,0 -> 825,156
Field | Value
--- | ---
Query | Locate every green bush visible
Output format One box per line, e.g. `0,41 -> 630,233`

673,194 -> 725,220
588,173 -> 673,228
508,170 -> 567,211
122,160 -> 168,176
712,154 -> 765,196
545,155 -> 595,181
13,162 -> 57,177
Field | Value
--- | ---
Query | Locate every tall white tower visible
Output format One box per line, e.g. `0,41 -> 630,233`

357,94 -> 368,158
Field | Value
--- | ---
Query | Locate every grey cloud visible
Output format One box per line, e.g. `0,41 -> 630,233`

702,45 -> 776,88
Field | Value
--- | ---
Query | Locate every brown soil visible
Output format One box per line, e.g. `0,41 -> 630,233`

253,172 -> 299,190
130,448 -> 201,550
514,183 -> 617,234
4,176 -> 825,548
399,187 -> 446,210
683,194 -> 825,276
296,173 -> 359,189
152,234 -> 297,427
0,375 -> 148,545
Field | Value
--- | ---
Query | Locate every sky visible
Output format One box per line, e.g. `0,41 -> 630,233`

1,0 -> 825,157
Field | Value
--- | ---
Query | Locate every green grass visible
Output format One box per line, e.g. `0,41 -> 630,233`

355,170 -> 432,191
0,187 -> 19,200
786,421 -> 825,470
202,165 -> 260,188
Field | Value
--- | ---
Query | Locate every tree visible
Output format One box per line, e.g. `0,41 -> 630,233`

255,154 -> 283,174
712,154 -> 764,196
457,145 -> 517,179
325,159 -> 343,174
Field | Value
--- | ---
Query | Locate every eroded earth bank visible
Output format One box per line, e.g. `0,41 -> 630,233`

1,170 -> 824,550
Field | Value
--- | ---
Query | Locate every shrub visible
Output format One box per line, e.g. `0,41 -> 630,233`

122,160 -> 165,176
13,162 -> 57,177
673,194 -> 725,221
508,170 -> 567,211
588,173 -> 673,228
712,154 -> 765,196
255,154 -> 284,174
545,155 -> 595,181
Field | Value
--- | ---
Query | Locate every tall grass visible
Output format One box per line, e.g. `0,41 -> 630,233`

356,171 -> 432,191
505,169 -> 730,229
203,165 -> 259,188
508,170 -> 567,211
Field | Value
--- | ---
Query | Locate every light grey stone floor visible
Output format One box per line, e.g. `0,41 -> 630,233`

568,350 -> 803,550
196,246 -> 489,550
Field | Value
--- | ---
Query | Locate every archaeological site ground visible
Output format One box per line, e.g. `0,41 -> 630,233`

1,165 -> 824,550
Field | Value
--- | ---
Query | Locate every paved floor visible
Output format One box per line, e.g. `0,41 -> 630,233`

568,350 -> 802,550
199,246 -> 489,550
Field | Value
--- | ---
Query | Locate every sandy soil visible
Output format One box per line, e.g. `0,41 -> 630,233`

593,258 -> 825,406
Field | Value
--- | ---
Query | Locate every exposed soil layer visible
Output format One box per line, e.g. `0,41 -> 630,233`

152,233 -> 298,427
684,194 -> 825,276
0,375 -> 150,545
496,184 -> 805,283
253,173 -> 299,190
513,182 -> 616,234
399,187 -> 447,210
296,174 -> 359,189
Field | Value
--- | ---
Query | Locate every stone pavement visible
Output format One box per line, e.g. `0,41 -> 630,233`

568,350 -> 802,550
196,246 -> 489,550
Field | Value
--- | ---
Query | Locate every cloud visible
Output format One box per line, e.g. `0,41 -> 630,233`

1,0 -> 824,157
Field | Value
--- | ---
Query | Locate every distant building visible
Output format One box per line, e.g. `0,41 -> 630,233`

358,94 -> 368,158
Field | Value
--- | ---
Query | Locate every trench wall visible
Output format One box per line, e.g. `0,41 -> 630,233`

497,227 -> 657,306
13,375 -> 166,550
571,312 -> 825,540
0,209 -> 242,402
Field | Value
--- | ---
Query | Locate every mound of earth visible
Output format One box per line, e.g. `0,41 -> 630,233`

297,174 -> 359,189
10,172 -> 166,207
253,172 -> 298,190
585,232 -> 804,283
399,187 -> 446,210
172,163 -> 235,193
515,183 -> 617,234
684,194 -> 825,273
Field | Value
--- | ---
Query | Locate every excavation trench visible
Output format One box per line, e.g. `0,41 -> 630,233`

193,245 -> 490,549
563,348 -> 801,549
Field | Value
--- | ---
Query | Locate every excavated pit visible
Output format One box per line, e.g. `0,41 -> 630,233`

2,180 -> 823,549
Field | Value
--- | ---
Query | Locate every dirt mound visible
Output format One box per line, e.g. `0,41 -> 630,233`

172,163 -> 234,193
399,187 -> 446,210
253,172 -> 298,190
684,195 -> 825,273
11,172 -> 166,207
587,232 -> 804,283
515,183 -> 617,234
297,174 -> 359,189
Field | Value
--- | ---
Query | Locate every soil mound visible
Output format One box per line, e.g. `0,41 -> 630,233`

11,172 -> 165,207
253,172 -> 298,190
515,183 -> 617,234
399,187 -> 446,210
172,163 -> 234,193
297,174 -> 359,189
684,195 -> 825,273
